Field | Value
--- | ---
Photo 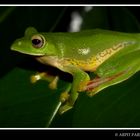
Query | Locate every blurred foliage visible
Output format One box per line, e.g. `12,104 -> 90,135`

0,6 -> 140,128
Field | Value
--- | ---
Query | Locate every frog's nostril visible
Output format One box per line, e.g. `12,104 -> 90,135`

18,41 -> 22,46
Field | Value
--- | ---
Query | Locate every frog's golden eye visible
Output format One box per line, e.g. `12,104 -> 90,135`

31,35 -> 45,48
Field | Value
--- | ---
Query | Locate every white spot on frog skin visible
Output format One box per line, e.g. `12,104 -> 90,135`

18,41 -> 22,46
78,48 -> 90,55
59,43 -> 65,57
34,75 -> 41,80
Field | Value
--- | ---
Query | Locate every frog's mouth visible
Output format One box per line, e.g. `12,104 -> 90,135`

11,46 -> 45,56
11,39 -> 46,56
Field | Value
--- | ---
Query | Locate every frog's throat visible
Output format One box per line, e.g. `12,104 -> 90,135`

35,56 -> 62,68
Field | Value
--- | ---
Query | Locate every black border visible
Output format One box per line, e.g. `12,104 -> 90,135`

0,0 -> 140,4
1,129 -> 140,138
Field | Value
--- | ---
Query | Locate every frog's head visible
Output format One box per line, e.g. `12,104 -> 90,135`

11,27 -> 58,56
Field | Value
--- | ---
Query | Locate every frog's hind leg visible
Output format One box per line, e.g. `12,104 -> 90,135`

86,57 -> 140,96
87,48 -> 140,97
85,69 -> 132,97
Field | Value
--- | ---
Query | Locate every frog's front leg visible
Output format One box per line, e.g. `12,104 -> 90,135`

59,66 -> 90,114
30,72 -> 59,90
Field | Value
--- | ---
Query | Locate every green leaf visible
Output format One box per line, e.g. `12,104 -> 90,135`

0,68 -> 58,127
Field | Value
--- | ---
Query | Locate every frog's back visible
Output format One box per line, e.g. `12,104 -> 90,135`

44,29 -> 137,58
42,29 -> 138,71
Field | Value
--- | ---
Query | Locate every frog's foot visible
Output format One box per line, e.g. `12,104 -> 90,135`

48,76 -> 59,90
59,91 -> 79,114
60,92 -> 70,103
59,102 -> 73,115
87,88 -> 100,97
30,72 -> 59,90
30,72 -> 46,83
59,83 -> 71,103
58,83 -> 76,114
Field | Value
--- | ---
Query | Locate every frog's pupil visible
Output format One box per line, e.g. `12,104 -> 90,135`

32,39 -> 41,45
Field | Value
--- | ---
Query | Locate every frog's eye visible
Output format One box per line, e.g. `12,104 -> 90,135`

31,35 -> 45,48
